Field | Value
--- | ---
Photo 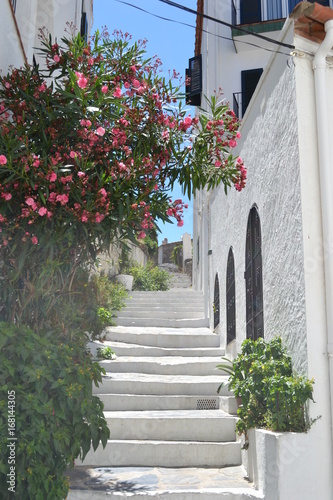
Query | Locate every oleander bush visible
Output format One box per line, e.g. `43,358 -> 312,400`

0,25 -> 246,497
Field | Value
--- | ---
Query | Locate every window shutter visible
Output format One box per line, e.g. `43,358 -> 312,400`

186,55 -> 202,106
240,0 -> 261,24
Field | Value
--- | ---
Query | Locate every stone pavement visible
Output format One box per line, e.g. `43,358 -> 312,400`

67,465 -> 262,499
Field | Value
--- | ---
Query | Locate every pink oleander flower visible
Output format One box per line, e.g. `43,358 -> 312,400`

113,87 -> 122,98
236,131 -> 241,139
132,79 -> 140,88
31,236 -> 38,245
229,139 -> 237,148
81,214 -> 88,223
70,151 -> 77,159
137,231 -> 146,240
2,192 -> 12,201
26,197 -> 37,210
53,55 -> 60,63
215,160 -> 222,168
49,172 -> 57,182
177,220 -> 184,227
75,72 -> 88,89
0,155 -> 7,165
96,127 -> 105,137
56,194 -> 69,205
38,207 -> 47,216
77,171 -> 85,178
101,85 -> 108,94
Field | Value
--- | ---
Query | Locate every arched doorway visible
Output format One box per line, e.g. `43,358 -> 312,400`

245,206 -> 264,340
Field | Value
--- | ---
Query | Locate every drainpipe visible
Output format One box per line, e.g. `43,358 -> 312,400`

313,19 -> 333,438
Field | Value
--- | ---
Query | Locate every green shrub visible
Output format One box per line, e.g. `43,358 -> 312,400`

96,346 -> 116,359
217,337 -> 315,434
47,271 -> 127,339
171,244 -> 183,268
130,262 -> 170,291
0,322 -> 110,499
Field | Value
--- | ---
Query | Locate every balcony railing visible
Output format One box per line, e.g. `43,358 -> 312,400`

11,0 -> 17,13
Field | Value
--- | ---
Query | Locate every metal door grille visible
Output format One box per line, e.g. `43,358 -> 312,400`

213,273 -> 220,329
226,248 -> 236,344
245,207 -> 264,340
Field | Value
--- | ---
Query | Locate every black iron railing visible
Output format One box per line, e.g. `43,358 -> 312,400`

11,0 -> 17,13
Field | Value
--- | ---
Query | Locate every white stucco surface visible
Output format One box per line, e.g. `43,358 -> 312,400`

204,24 -> 308,374
193,16 -> 333,499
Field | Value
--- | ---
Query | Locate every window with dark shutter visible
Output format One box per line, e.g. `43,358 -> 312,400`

226,248 -> 236,344
186,55 -> 202,107
241,68 -> 263,117
213,273 -> 220,329
240,0 -> 261,24
245,206 -> 264,340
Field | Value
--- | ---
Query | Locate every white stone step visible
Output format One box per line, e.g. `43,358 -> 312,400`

104,326 -> 218,348
118,309 -> 204,319
126,291 -> 203,299
94,373 -> 231,396
115,317 -> 209,328
97,394 -> 222,411
104,410 -> 237,442
98,357 -> 225,376
122,302 -> 204,311
89,340 -> 225,357
80,439 -> 241,468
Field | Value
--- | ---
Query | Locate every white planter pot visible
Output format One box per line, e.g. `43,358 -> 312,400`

115,274 -> 133,291
245,428 -> 313,500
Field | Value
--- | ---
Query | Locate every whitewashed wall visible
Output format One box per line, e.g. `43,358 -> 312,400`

194,19 -> 333,499
207,22 -> 309,373
1,0 -> 93,72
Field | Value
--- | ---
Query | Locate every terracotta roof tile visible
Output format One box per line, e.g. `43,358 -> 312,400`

290,1 -> 333,44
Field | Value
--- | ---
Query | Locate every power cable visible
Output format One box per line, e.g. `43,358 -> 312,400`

112,0 -> 290,56
157,0 -> 295,50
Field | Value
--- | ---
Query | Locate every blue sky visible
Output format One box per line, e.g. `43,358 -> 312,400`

92,0 -> 197,244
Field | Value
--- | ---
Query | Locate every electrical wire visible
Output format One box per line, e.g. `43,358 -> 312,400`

157,0 -> 295,50
112,0 -> 291,56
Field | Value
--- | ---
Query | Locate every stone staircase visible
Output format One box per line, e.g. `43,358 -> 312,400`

114,290 -> 208,328
68,287 -> 262,499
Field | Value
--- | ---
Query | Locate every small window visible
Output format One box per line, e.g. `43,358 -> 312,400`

213,273 -> 220,329
186,55 -> 202,107
241,68 -> 263,117
245,206 -> 264,340
226,248 -> 236,344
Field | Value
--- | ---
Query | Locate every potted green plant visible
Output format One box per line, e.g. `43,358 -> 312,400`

217,337 -> 319,499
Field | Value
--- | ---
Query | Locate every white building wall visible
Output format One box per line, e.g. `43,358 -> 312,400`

197,19 -> 333,498
207,23 -> 308,372
1,0 -> 27,72
1,0 -> 93,72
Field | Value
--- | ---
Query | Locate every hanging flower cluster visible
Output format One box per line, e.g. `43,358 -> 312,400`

0,29 -> 245,253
